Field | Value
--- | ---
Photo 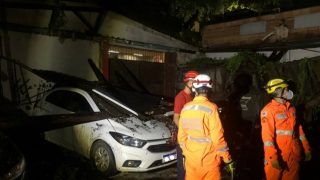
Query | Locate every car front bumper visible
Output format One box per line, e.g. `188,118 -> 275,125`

111,139 -> 177,172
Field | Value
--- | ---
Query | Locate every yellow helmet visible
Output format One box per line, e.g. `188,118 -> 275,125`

265,78 -> 288,94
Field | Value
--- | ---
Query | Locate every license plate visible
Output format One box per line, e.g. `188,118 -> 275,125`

162,152 -> 177,163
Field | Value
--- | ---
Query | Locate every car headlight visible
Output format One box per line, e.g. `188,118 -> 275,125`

4,157 -> 25,180
109,132 -> 146,148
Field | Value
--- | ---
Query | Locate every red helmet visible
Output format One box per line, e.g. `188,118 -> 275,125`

183,70 -> 199,82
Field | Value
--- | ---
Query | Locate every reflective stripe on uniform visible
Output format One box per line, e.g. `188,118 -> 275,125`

276,113 -> 287,120
216,146 -> 229,152
300,135 -> 306,141
276,130 -> 294,136
181,118 -> 202,131
182,104 -> 212,114
188,135 -> 211,143
264,141 -> 274,147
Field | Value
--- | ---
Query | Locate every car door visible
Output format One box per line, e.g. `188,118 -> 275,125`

37,88 -> 98,152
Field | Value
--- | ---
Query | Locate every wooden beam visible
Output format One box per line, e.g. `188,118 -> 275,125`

73,11 -> 94,32
202,6 -> 320,52
0,22 -> 97,40
0,23 -> 197,53
268,50 -> 288,62
48,1 -> 61,31
93,11 -> 107,34
3,1 -> 102,12
201,38 -> 320,52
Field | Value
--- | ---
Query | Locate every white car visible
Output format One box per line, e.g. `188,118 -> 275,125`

33,86 -> 177,176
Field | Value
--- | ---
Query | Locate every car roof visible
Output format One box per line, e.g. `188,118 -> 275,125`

34,70 -> 161,113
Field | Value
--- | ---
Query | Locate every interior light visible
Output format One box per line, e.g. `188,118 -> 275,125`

108,50 -> 120,53
133,53 -> 143,57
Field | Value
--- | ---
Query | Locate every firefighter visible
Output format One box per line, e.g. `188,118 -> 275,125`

173,70 -> 199,180
261,78 -> 312,180
178,74 -> 235,180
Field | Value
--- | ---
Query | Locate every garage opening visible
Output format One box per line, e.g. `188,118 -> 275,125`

106,45 -> 176,98
108,45 -> 165,63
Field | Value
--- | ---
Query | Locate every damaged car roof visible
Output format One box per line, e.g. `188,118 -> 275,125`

0,56 -> 173,133
32,69 -> 161,114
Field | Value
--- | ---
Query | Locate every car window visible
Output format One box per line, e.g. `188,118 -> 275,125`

45,90 -> 93,113
91,91 -> 149,121
91,93 -> 127,117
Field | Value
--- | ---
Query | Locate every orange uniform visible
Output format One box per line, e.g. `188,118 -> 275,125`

178,96 -> 232,180
261,100 -> 311,180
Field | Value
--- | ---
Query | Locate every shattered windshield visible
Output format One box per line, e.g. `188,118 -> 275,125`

91,90 -> 133,117
92,89 -> 138,115
91,89 -> 149,122
95,87 -> 160,113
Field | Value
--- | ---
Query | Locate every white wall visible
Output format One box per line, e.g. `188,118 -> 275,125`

176,52 -> 205,65
5,8 -> 198,66
205,49 -> 320,62
280,48 -> 320,62
99,12 -> 197,52
205,52 -> 237,60
8,31 -> 100,81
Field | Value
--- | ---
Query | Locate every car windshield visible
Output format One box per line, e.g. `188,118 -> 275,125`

92,88 -> 138,115
95,87 -> 160,112
91,88 -> 150,121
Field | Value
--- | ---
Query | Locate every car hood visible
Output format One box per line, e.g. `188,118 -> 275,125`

108,116 -> 171,140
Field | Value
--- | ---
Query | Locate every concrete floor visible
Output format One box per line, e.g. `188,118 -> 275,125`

11,133 -> 177,180
7,131 -> 320,180
110,165 -> 176,180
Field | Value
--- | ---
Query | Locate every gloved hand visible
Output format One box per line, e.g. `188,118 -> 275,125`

225,161 -> 236,174
271,160 -> 281,170
170,130 -> 177,144
304,152 -> 312,161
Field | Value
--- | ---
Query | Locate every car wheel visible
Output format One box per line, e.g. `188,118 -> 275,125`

90,140 -> 117,176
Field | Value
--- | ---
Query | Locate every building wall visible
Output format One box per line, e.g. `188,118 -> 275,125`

4,9 -> 198,70
99,12 -> 197,52
2,9 -> 198,100
205,48 -> 320,62
7,31 -> 100,81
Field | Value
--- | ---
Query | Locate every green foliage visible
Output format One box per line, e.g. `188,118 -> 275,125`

312,105 -> 320,122
243,0 -> 281,12
179,30 -> 202,47
187,52 -> 269,76
174,0 -> 223,23
173,0 -> 283,23
225,52 -> 268,76
187,52 -> 320,107
295,58 -> 313,104
225,52 -> 246,75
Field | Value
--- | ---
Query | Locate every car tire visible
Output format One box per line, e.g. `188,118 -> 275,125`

90,140 -> 117,176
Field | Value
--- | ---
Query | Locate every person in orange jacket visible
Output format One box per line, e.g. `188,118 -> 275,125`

178,74 -> 235,180
173,70 -> 199,180
261,78 -> 312,180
